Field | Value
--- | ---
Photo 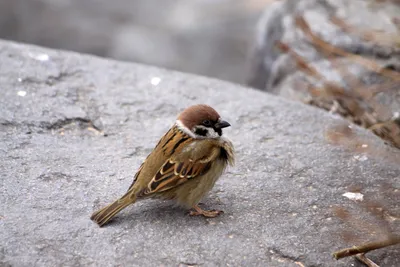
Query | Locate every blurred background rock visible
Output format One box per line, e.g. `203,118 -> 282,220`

247,0 -> 400,149
0,0 -> 273,84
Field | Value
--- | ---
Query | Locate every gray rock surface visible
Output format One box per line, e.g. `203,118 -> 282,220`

1,40 -> 399,266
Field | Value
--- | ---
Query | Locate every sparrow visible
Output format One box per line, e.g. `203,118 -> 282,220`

90,104 -> 235,227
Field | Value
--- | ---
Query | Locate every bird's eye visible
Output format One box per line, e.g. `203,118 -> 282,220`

203,120 -> 211,126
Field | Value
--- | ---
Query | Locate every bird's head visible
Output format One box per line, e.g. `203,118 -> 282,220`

176,104 -> 231,138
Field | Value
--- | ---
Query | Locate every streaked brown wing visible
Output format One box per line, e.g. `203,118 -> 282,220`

139,158 -> 212,196
140,131 -> 225,196
127,127 -> 179,192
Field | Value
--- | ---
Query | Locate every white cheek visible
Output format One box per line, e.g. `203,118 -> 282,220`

176,120 -> 196,138
206,128 -> 220,138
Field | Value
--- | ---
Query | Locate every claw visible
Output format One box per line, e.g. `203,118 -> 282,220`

189,205 -> 224,218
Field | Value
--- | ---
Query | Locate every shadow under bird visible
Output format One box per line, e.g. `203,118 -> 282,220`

90,104 -> 235,227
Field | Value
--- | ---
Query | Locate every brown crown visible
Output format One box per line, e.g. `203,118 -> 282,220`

177,104 -> 220,130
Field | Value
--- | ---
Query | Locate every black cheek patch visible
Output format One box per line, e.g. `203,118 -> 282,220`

194,128 -> 208,136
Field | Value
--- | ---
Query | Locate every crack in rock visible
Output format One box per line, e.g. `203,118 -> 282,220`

1,117 -> 105,135
268,247 -> 303,264
19,70 -> 81,86
37,172 -> 72,182
42,117 -> 101,132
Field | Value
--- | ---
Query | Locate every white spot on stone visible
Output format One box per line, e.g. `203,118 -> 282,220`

17,78 -> 23,82
29,52 -> 50,61
353,155 -> 368,161
361,144 -> 368,148
150,77 -> 161,86
17,91 -> 27,97
342,192 -> 364,201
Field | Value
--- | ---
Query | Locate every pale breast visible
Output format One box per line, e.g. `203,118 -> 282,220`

172,156 -> 228,208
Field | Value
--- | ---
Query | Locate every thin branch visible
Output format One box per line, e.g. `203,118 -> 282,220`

333,235 -> 400,260
295,16 -> 400,81
355,253 -> 380,267
330,16 -> 400,47
275,41 -> 351,98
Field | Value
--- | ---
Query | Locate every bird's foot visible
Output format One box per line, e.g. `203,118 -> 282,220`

189,205 -> 223,218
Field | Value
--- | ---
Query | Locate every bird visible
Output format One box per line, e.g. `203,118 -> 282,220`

90,104 -> 235,227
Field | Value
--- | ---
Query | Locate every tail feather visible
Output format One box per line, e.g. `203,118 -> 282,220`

90,196 -> 135,227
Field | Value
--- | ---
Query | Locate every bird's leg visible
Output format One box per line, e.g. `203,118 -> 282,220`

189,205 -> 223,218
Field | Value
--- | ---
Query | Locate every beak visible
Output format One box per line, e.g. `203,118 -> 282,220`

214,119 -> 231,129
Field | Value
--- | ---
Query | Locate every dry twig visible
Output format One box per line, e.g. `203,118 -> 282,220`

333,235 -> 400,260
355,253 -> 380,267
295,16 -> 400,81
